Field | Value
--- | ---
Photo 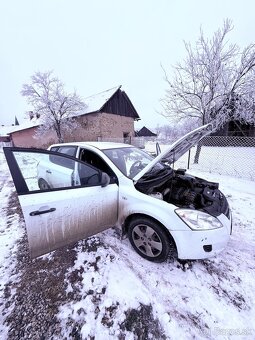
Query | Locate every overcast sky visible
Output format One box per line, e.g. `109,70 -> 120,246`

0,0 -> 254,129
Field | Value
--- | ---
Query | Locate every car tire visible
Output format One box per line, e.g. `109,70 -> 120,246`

128,217 -> 171,263
38,178 -> 50,190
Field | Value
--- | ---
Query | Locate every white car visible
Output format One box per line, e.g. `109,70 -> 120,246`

4,124 -> 232,262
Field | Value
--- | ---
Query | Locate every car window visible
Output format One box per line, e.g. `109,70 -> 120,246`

12,150 -> 102,194
103,147 -> 154,178
58,146 -> 77,157
50,146 -> 59,152
49,154 -> 75,170
49,146 -> 77,169
79,149 -> 117,182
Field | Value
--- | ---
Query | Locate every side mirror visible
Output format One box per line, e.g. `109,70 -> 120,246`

101,172 -> 110,187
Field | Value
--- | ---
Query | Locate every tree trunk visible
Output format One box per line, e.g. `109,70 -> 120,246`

194,141 -> 202,164
194,115 -> 205,164
56,125 -> 64,143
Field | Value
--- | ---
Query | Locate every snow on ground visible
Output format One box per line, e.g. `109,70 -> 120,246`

0,148 -> 254,339
56,171 -> 255,339
0,151 -> 24,338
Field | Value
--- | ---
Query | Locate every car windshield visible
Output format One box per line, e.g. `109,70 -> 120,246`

103,147 -> 164,179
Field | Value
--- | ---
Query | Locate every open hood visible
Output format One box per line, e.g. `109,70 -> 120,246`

134,123 -> 213,182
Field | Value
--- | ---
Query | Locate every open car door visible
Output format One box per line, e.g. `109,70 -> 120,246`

4,148 -> 118,258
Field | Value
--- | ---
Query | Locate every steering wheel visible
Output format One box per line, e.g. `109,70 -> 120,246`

80,173 -> 100,186
129,160 -> 143,177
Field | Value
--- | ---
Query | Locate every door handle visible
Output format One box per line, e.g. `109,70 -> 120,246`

46,170 -> 52,174
29,207 -> 56,216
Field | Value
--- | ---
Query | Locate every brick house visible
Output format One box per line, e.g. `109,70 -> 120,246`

8,86 -> 140,148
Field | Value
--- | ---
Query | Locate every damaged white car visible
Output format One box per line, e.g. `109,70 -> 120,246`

4,124 -> 232,262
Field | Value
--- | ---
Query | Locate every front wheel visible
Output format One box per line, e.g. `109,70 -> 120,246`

38,178 -> 50,190
128,217 -> 171,262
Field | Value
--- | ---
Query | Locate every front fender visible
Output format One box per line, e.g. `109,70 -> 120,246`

118,192 -> 188,233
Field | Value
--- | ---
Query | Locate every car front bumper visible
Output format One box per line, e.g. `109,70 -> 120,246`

171,212 -> 232,260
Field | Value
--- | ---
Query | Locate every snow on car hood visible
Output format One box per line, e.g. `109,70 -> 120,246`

134,123 -> 213,182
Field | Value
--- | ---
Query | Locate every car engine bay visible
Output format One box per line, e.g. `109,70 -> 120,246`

135,167 -> 230,218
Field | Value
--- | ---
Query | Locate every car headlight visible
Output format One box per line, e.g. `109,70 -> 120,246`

175,209 -> 223,230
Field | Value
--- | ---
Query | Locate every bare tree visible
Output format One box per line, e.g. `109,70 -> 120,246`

161,19 -> 255,128
156,118 -> 200,141
21,71 -> 86,143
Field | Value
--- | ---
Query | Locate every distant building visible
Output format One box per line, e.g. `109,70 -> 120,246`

14,116 -> 19,126
212,120 -> 255,137
135,126 -> 157,137
210,94 -> 255,137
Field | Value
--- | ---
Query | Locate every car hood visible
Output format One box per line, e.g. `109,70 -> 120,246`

133,123 -> 213,182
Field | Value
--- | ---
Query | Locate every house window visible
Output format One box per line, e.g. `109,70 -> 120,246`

123,132 -> 130,144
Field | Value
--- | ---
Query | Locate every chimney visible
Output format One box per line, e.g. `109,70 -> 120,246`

29,111 -> 34,120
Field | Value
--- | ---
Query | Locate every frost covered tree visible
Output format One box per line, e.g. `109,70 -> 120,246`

161,19 -> 255,128
156,118 -> 199,141
21,71 -> 86,143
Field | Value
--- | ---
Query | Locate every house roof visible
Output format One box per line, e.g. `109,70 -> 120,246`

0,125 -> 13,137
83,86 -> 120,114
82,85 -> 140,120
136,126 -> 157,137
8,118 -> 40,134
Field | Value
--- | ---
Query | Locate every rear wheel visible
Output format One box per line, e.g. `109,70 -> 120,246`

38,178 -> 50,190
128,217 -> 171,262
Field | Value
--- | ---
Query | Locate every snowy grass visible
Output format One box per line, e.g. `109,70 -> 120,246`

0,149 -> 255,339
0,151 -> 24,338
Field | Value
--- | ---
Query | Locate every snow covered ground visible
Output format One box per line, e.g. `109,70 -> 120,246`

0,148 -> 254,339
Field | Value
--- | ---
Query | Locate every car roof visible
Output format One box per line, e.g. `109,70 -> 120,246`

49,141 -> 133,150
